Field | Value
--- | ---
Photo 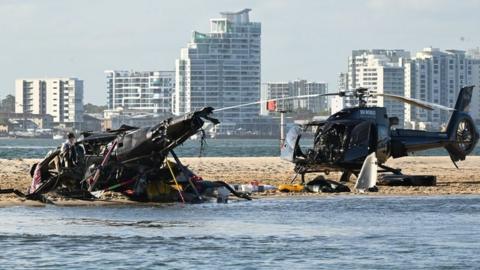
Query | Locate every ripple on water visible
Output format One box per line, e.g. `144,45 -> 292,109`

1,196 -> 480,269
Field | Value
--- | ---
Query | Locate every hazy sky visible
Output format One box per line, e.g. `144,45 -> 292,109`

1,0 -> 479,104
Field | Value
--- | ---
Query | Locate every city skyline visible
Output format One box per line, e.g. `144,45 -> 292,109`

1,0 -> 479,104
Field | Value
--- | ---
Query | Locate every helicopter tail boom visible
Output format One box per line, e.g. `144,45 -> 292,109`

392,86 -> 478,163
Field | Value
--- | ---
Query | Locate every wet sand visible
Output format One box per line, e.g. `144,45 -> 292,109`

0,156 -> 479,206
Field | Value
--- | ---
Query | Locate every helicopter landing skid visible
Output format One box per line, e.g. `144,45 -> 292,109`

378,174 -> 437,186
290,173 -> 306,184
378,164 -> 403,175
377,164 -> 436,186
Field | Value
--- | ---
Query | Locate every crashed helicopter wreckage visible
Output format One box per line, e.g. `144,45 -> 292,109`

281,86 -> 479,192
1,88 -> 478,200
3,107 -> 251,203
0,94 -> 337,202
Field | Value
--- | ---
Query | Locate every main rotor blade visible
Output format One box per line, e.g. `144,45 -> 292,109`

213,93 -> 338,112
374,93 -> 455,111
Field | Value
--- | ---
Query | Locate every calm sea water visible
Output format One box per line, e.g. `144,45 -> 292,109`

0,138 -> 478,159
0,195 -> 479,269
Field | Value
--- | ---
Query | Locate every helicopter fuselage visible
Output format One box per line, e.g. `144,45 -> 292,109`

282,101 -> 478,177
284,106 -> 390,175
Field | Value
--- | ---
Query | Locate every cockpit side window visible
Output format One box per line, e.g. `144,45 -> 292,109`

348,122 -> 372,149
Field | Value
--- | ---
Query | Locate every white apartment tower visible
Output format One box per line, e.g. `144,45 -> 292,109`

261,80 -> 328,115
174,9 -> 261,126
466,49 -> 480,126
346,50 -> 410,127
106,70 -> 174,113
331,73 -> 348,114
15,78 -> 84,126
404,48 -> 474,129
469,58 -> 480,125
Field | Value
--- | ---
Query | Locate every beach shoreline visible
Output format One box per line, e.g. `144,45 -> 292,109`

1,156 -> 479,207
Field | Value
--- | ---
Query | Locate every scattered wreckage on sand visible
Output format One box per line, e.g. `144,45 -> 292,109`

1,86 -> 479,204
1,107 -> 251,204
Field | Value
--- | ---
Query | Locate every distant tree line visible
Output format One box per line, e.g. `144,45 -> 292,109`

84,103 -> 107,114
0,95 -> 15,113
0,95 -> 106,115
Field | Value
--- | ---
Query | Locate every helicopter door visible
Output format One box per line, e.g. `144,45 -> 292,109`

343,122 -> 374,162
281,125 -> 302,162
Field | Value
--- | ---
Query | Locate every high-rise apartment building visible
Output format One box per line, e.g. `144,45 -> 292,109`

106,70 -> 174,113
404,48 -> 474,129
331,73 -> 348,114
468,47 -> 480,59
174,9 -> 261,127
466,52 -> 480,125
348,50 -> 410,90
337,48 -> 479,129
261,80 -> 328,115
346,50 -> 409,127
15,78 -> 84,126
338,72 -> 348,92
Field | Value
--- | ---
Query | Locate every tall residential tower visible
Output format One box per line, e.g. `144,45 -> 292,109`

346,50 -> 410,127
404,48 -> 474,129
15,78 -> 84,127
174,9 -> 261,129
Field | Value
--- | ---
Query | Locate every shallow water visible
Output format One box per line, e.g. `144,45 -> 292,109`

0,138 -> 282,158
1,195 -> 480,269
0,138 -> 479,159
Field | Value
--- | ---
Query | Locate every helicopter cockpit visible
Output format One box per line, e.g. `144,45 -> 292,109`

281,119 -> 376,166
